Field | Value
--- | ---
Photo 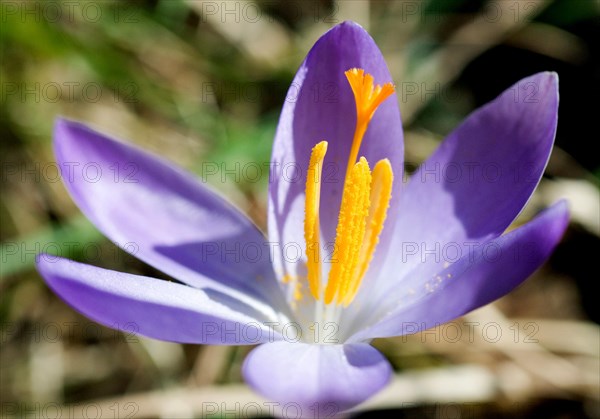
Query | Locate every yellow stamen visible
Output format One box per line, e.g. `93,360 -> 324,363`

301,69 -> 395,308
304,141 -> 328,300
342,158 -> 393,306
324,157 -> 371,305
344,69 -> 395,181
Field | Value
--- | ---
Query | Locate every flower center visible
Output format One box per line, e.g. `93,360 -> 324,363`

303,68 -> 395,309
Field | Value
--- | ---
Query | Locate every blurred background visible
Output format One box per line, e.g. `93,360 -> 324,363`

1,0 -> 599,417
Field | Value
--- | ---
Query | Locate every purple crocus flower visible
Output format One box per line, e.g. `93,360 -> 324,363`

37,21 -> 568,415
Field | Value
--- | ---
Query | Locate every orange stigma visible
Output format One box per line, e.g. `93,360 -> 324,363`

344,68 -> 395,183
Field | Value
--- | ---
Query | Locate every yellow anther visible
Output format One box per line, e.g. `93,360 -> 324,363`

324,157 -> 372,305
342,158 -> 393,306
304,141 -> 328,300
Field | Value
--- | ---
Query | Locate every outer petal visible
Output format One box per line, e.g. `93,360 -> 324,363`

243,341 -> 391,415
54,118 -> 284,310
268,21 -> 404,296
349,201 -> 569,342
37,255 -> 283,344
381,72 -> 559,285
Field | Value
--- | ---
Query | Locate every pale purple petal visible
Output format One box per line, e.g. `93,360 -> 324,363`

380,72 -> 559,286
54,118 -> 284,309
268,21 -> 404,296
37,255 -> 283,344
243,341 -> 391,415
349,200 -> 569,342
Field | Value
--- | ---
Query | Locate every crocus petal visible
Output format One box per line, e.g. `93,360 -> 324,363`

381,72 -> 559,285
54,118 -> 284,309
37,255 -> 283,344
268,21 -> 404,293
243,341 -> 391,415
348,200 -> 569,342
